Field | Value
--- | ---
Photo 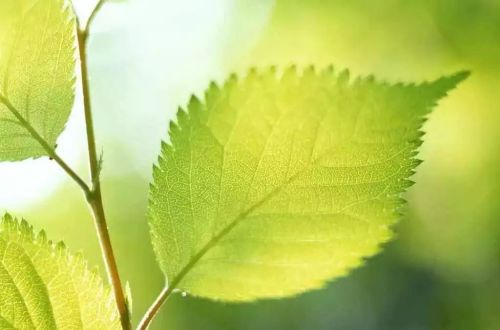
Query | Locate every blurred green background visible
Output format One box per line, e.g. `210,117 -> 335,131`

1,0 -> 499,328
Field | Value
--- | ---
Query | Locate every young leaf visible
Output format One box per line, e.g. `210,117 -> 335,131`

149,67 -> 468,301
0,0 -> 76,161
0,214 -> 120,329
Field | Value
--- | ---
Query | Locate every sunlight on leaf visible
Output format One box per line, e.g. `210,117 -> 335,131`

0,214 -> 120,329
149,66 -> 468,301
0,0 -> 76,161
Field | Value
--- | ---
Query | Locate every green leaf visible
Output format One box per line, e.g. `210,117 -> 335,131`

0,0 -> 76,161
0,214 -> 120,329
149,67 -> 468,301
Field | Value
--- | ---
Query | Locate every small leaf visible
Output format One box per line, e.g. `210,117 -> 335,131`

149,67 -> 468,301
0,214 -> 120,329
0,0 -> 76,161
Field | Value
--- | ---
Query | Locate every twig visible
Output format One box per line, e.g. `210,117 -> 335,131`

137,285 -> 172,330
0,94 -> 91,198
76,1 -> 132,328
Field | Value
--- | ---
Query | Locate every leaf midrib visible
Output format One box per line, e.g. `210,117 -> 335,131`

0,240 -> 59,329
164,97 -> 417,293
0,241 -> 34,328
0,94 -> 56,158
166,139 -> 410,294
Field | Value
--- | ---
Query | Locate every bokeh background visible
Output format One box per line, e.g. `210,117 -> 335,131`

1,0 -> 499,328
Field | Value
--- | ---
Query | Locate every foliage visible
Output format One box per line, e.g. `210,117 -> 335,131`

0,214 -> 119,328
149,67 -> 466,301
0,0 -> 470,328
0,0 -> 76,161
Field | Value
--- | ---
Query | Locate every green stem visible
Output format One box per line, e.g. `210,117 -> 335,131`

75,1 -> 131,328
3,1 -> 130,327
137,285 -> 172,330
77,24 -> 131,330
0,94 -> 91,197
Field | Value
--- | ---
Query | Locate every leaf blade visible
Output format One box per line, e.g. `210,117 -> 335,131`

0,0 -> 76,161
149,67 -> 468,301
0,214 -> 120,329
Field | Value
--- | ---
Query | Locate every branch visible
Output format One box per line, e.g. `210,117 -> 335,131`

76,1 -> 132,328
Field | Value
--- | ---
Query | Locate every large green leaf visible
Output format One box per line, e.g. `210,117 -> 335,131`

0,214 -> 120,329
0,0 -> 76,161
149,67 -> 467,301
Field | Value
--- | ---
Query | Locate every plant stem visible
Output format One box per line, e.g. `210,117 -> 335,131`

76,2 -> 131,328
4,1 -> 129,327
137,285 -> 172,330
87,191 -> 131,329
86,0 -> 107,32
0,94 -> 91,197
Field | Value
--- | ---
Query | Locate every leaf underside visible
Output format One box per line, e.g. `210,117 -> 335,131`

149,66 -> 467,302
0,214 -> 120,329
0,0 -> 76,161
